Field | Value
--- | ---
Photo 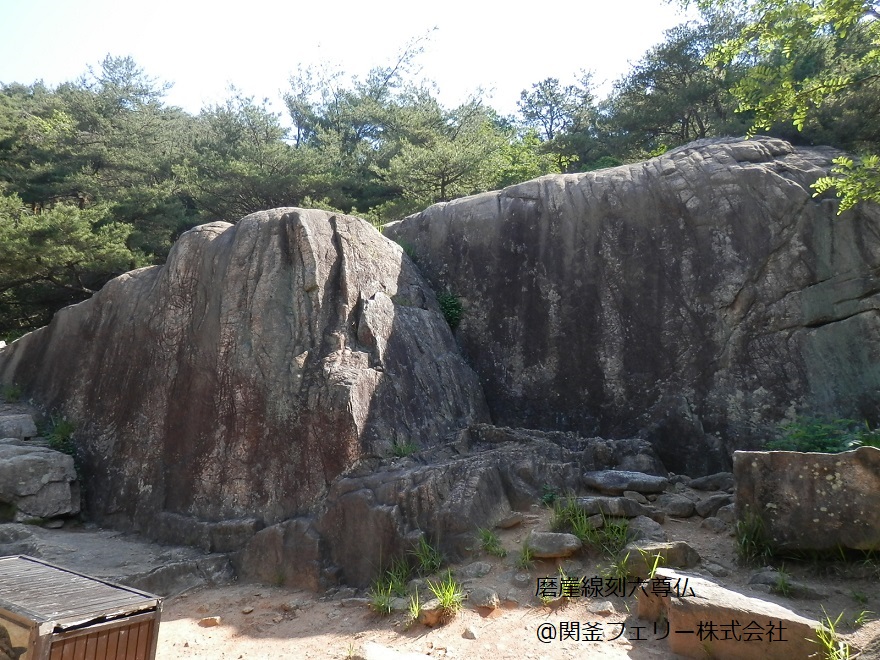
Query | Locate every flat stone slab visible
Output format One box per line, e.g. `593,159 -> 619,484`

638,568 -> 821,659
623,541 -> 700,577
583,470 -> 668,495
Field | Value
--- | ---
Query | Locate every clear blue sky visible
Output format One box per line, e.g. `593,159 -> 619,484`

0,0 -> 695,116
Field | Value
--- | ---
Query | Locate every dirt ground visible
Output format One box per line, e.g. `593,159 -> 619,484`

154,503 -> 880,659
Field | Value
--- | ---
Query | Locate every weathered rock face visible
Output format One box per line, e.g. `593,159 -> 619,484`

385,137 -> 880,475
236,426 -> 666,588
0,209 -> 489,539
734,447 -> 880,551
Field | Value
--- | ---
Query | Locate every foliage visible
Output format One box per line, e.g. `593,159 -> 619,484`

690,0 -> 880,211
390,439 -> 418,458
1,383 -> 22,403
426,570 -> 464,620
774,565 -> 793,597
367,579 -> 394,616
813,609 -> 852,660
517,544 -> 535,570
603,551 -> 633,581
0,193 -> 147,333
406,591 -> 422,625
477,528 -> 507,558
736,511 -> 773,563
46,417 -> 76,455
540,484 -> 558,507
384,557 -> 411,597
600,14 -> 750,158
410,536 -> 443,575
766,417 -> 880,452
436,291 -> 463,330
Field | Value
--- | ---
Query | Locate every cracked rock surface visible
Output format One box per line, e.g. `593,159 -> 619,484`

385,136 -> 880,475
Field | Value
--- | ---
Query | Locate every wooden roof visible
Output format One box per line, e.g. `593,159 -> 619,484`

0,555 -> 159,630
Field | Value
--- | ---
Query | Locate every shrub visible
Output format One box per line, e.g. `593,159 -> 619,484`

436,291 -> 463,330
427,570 -> 464,620
477,528 -> 507,558
410,536 -> 443,575
767,417 -> 880,453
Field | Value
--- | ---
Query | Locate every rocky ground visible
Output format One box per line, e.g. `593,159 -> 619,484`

150,500 -> 878,659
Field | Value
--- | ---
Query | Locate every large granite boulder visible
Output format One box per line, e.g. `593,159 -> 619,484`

0,209 -> 489,542
734,446 -> 880,551
0,440 -> 80,519
385,137 -> 880,475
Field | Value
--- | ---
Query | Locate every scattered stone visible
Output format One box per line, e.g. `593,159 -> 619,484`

417,598 -> 446,627
688,472 -> 734,491
668,474 -> 692,486
736,447 -> 880,552
639,568 -> 821,660
495,513 -> 524,528
462,627 -> 478,640
576,496 -> 648,518
626,516 -> 668,543
467,586 -> 500,609
525,531 -> 582,558
334,586 -> 357,599
43,519 -> 64,529
512,573 -> 532,587
390,597 -> 408,612
701,561 -> 730,578
655,493 -> 696,518
587,600 -> 615,615
457,562 -> 492,579
701,517 -> 728,534
623,490 -> 649,504
583,470 -> 668,495
341,598 -> 370,608
695,493 -> 733,518
623,541 -> 700,577
240,606 -> 254,614
715,503 -> 736,524
198,616 -> 220,627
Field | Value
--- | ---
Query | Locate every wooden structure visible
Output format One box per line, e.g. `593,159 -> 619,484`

0,555 -> 162,660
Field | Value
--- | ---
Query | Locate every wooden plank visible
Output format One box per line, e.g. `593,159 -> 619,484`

84,631 -> 99,659
72,635 -> 87,658
49,642 -> 64,660
125,620 -> 140,658
115,626 -> 129,660
59,636 -> 75,660
134,620 -> 152,660
94,628 -> 109,660
104,628 -> 120,660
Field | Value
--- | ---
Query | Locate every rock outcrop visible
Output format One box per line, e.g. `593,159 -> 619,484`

0,209 -> 489,541
0,440 -> 80,520
385,137 -> 880,475
734,446 -> 880,551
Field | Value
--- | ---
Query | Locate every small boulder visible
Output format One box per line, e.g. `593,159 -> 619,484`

577,496 -> 649,518
655,493 -> 696,517
467,586 -> 500,609
457,562 -> 491,579
701,517 -> 728,534
526,531 -> 582,558
623,541 -> 700,577
695,493 -> 733,518
688,472 -> 734,491
626,516 -> 668,543
583,470 -> 668,495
